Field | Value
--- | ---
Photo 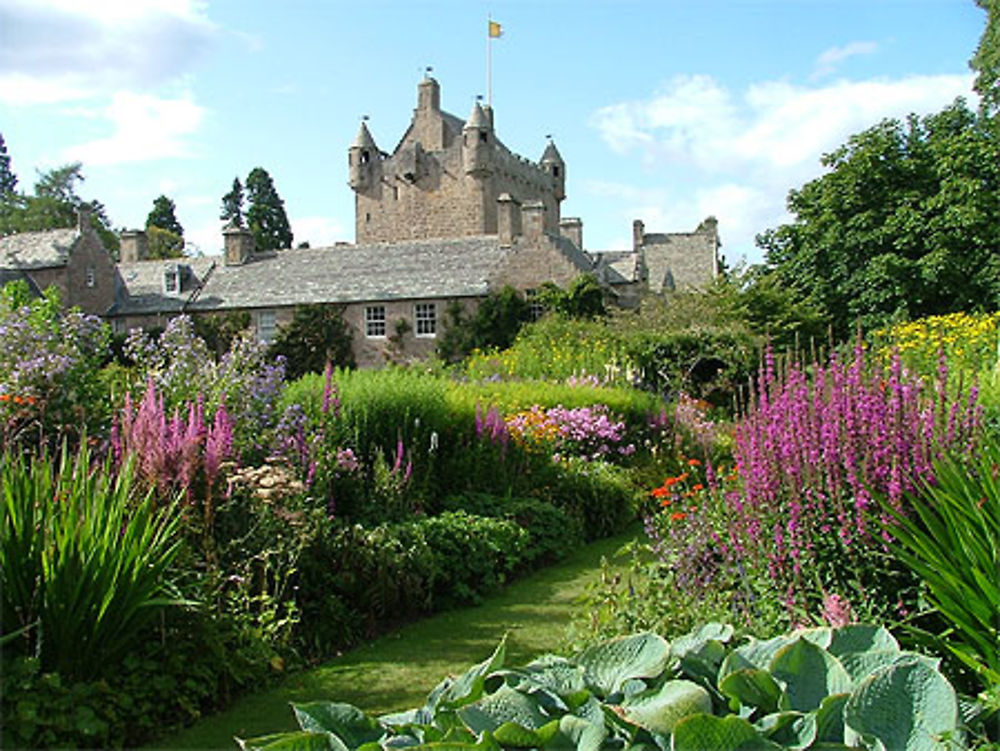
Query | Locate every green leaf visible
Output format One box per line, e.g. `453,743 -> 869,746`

719,635 -> 795,683
826,625 -> 898,657
617,679 -> 713,735
754,711 -> 816,750
292,702 -> 383,746
550,715 -> 608,751
457,685 -> 547,734
719,669 -> 783,714
237,731 -> 350,751
844,657 -> 959,751
672,714 -> 781,751
428,637 -> 507,711
575,632 -> 670,697
813,693 -> 848,743
769,638 -> 852,713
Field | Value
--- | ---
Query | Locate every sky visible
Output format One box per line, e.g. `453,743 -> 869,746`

0,0 -> 987,265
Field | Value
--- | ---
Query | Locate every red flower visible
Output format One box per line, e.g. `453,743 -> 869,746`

688,458 -> 702,467
670,512 -> 687,521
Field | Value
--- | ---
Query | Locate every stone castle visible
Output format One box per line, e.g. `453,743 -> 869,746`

1,76 -> 721,367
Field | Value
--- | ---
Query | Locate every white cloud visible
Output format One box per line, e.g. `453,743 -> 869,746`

61,91 -> 205,165
0,0 -> 216,104
588,72 -> 976,262
812,41 -> 879,79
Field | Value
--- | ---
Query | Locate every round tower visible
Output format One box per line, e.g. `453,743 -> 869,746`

540,139 -> 566,202
348,120 -> 380,193
462,101 -> 493,176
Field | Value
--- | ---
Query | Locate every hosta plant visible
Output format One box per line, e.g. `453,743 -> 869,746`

237,622 -> 988,750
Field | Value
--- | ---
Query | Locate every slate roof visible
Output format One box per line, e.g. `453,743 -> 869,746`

0,228 -> 79,269
113,236 -> 513,316
589,250 -> 637,285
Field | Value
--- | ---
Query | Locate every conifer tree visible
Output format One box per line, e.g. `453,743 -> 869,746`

146,195 -> 184,238
0,133 -> 17,195
220,177 -> 245,227
245,167 -> 292,251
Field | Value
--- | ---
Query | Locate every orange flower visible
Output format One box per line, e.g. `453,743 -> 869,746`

670,512 -> 687,521
651,486 -> 671,498
0,394 -> 10,402
660,499 -> 672,508
691,483 -> 704,492
688,458 -> 701,467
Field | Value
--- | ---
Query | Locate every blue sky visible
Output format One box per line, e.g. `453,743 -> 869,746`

0,0 -> 986,264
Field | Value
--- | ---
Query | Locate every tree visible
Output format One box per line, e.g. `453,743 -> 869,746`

267,304 -> 353,379
757,99 -> 1000,339
537,274 -> 607,319
0,133 -> 16,195
220,177 -> 244,228
245,167 -> 293,251
0,162 -> 120,255
146,195 -> 184,238
971,0 -> 1000,113
436,286 -> 533,363
145,225 -> 185,259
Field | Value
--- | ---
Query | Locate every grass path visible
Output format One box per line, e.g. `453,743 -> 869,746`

154,525 -> 641,750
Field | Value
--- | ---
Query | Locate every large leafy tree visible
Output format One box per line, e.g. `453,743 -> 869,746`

971,0 -> 1000,113
757,99 -> 1000,339
220,177 -> 245,228
245,167 -> 292,252
0,161 -> 119,254
0,133 -> 16,195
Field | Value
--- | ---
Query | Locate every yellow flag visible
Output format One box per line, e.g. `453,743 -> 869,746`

489,20 -> 503,38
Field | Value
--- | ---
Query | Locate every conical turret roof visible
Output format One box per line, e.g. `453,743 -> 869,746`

352,121 -> 377,149
465,102 -> 489,130
540,139 -> 564,165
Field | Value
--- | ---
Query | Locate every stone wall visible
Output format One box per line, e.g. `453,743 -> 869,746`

641,218 -> 719,294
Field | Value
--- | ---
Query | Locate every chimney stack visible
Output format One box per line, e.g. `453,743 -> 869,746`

223,224 -> 254,266
521,201 -> 546,242
497,193 -> 521,246
559,217 -> 583,250
119,229 -> 148,263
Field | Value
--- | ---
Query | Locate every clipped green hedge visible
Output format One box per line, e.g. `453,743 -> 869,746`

238,622 -> 996,750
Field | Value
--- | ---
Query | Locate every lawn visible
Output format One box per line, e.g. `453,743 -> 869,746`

153,525 -> 641,750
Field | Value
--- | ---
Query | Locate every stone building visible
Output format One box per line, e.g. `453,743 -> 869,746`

0,77 -> 721,368
0,209 -> 116,315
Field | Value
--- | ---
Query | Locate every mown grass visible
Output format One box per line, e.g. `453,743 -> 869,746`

153,525 -> 641,751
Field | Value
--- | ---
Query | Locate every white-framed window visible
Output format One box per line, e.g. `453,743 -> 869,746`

257,310 -> 277,343
85,266 -> 95,287
163,265 -> 179,294
525,288 -> 545,321
365,305 -> 386,338
415,302 -> 436,337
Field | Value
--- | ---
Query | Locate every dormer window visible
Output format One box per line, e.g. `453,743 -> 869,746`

164,265 -> 179,294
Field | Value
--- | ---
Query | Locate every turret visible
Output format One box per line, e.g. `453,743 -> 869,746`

540,139 -> 566,201
348,120 -> 380,193
463,101 -> 493,176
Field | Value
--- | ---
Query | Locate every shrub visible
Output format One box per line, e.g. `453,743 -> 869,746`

267,303 -> 354,380
536,457 -> 639,541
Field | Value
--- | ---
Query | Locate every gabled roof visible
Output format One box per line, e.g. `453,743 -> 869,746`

0,228 -> 79,269
113,236 -> 514,316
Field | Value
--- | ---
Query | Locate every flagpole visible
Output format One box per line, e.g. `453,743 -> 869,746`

487,15 -> 493,108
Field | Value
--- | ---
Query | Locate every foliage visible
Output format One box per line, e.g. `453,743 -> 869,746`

971,0 -> 1000,113
221,176 -> 246,228
759,100 -> 1000,340
0,281 -> 111,450
246,166 -> 293,252
0,131 -> 16,194
146,224 -> 185,259
146,193 -> 184,238
0,446 -> 186,681
437,286 -> 533,363
883,435 -> 1000,695
0,161 -> 120,253
268,304 -> 355,380
194,310 -> 253,359
538,457 -> 639,541
537,274 -> 607,319
238,622 -> 986,750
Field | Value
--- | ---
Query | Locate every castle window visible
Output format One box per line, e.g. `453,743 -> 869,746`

365,305 -> 386,338
86,266 -> 95,287
257,310 -> 277,343
361,149 -> 370,164
415,303 -> 436,337
393,186 -> 399,200
553,166 -> 560,178
479,131 -> 488,143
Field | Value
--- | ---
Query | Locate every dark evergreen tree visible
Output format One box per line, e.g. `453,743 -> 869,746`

245,167 -> 293,251
267,304 -> 354,379
0,133 -> 17,195
146,195 -> 184,238
220,177 -> 245,227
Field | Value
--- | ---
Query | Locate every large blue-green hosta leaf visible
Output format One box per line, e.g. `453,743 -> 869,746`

843,657 -> 959,751
769,638 -> 852,713
237,731 -> 351,751
292,703 -> 384,747
672,714 -> 780,751
616,679 -> 712,735
457,685 -> 548,734
575,632 -> 670,697
718,668 -> 783,714
427,637 -> 507,712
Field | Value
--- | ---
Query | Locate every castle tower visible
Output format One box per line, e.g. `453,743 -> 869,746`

348,120 -> 380,194
540,139 -> 566,202
462,101 -> 493,176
